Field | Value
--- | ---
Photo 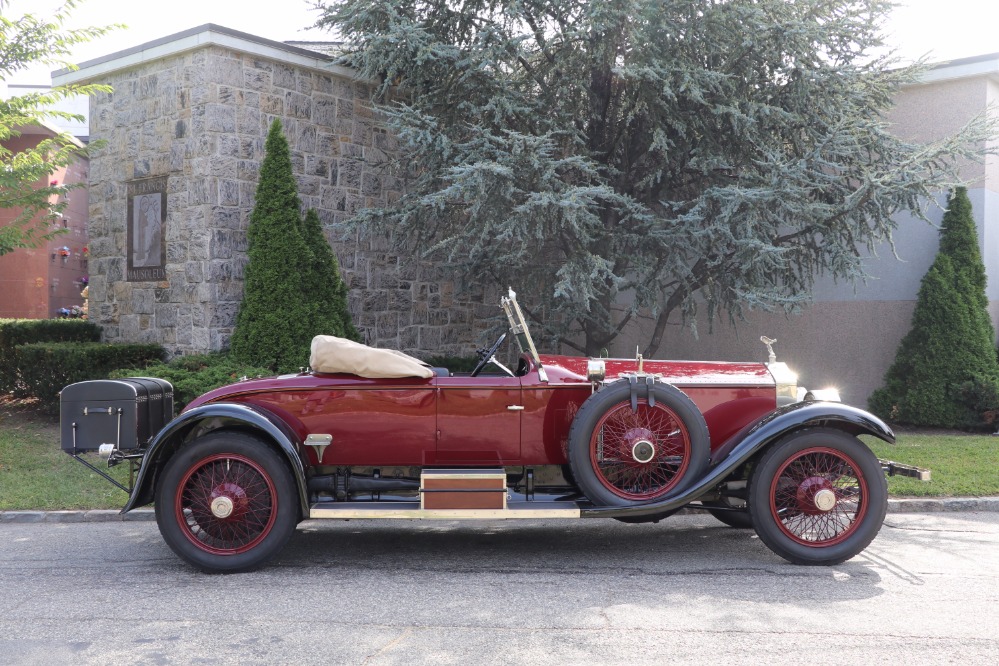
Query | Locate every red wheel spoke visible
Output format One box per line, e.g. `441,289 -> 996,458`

768,446 -> 869,547
174,453 -> 278,556
589,400 -> 692,501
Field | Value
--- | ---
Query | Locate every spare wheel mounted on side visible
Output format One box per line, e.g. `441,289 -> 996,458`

567,378 -> 710,511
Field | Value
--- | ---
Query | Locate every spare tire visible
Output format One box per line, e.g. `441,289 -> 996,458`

568,379 -> 710,507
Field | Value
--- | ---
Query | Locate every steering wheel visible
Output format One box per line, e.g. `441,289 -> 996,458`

470,332 -> 507,377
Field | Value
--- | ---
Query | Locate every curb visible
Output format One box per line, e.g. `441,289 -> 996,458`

2,498 -> 999,523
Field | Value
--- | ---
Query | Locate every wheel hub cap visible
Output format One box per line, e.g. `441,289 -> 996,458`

813,488 -> 837,512
796,476 -> 837,515
631,439 -> 656,464
210,496 -> 234,518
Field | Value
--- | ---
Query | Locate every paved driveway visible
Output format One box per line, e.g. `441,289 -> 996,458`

1,513 -> 997,664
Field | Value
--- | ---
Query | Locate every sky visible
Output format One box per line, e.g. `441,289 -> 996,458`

3,0 -> 998,86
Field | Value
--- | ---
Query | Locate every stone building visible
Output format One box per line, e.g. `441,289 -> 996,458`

53,25 -> 490,359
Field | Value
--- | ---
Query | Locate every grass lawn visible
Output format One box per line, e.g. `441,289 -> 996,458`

2,398 -> 997,510
0,399 -> 131,510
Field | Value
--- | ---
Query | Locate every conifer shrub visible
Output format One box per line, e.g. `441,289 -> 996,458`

869,188 -> 999,429
229,120 -> 327,371
300,208 -> 360,342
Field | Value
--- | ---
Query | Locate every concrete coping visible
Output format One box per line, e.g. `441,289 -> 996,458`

52,23 -> 365,87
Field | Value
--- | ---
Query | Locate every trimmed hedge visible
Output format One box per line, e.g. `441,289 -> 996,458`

15,342 -> 164,412
110,354 -> 272,411
0,319 -> 102,395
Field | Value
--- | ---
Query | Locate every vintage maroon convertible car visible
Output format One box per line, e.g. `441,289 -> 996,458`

60,290 -> 926,572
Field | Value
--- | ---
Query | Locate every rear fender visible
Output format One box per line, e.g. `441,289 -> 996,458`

121,403 -> 311,518
581,401 -> 894,519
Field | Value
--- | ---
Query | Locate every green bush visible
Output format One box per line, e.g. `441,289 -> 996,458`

110,354 -> 272,411
0,319 -> 101,395
15,342 -> 164,412
870,187 -> 999,429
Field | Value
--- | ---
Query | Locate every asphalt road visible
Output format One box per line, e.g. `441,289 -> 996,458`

1,513 -> 997,665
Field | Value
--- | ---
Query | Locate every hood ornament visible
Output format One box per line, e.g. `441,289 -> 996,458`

760,336 -> 777,364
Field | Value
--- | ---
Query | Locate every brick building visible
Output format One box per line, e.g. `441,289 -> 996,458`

0,117 -> 89,319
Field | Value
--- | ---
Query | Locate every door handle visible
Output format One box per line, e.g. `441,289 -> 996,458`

507,405 -> 525,411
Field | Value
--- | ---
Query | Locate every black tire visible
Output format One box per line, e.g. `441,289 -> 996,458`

568,380 -> 710,507
748,428 -> 887,566
155,431 -> 299,573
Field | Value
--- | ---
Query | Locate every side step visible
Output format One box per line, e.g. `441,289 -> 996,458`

308,500 -> 581,520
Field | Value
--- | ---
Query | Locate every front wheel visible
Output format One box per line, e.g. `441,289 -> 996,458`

155,431 -> 298,573
748,428 -> 887,565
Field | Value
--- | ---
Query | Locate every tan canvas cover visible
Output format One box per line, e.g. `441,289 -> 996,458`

310,335 -> 435,379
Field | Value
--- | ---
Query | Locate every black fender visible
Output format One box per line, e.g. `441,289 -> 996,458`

121,402 -> 311,519
580,400 -> 894,519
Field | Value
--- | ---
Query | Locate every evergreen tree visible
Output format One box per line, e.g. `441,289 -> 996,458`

230,120 -> 316,371
300,208 -> 360,341
869,187 -> 999,428
316,0 -> 993,356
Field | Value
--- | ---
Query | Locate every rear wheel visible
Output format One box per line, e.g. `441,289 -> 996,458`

155,431 -> 298,573
569,380 -> 709,509
748,428 -> 887,565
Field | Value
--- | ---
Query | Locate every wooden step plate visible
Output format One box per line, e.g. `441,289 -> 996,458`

420,469 -> 507,510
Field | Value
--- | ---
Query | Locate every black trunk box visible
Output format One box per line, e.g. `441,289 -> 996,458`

60,378 -> 174,452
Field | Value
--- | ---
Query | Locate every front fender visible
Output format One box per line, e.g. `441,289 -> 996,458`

121,402 -> 311,519
581,401 -> 894,519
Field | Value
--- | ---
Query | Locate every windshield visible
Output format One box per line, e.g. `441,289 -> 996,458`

500,288 -> 548,382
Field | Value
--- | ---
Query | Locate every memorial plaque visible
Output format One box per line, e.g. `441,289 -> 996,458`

126,176 -> 167,281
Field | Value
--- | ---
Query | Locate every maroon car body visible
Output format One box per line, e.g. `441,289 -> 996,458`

61,290 -> 925,573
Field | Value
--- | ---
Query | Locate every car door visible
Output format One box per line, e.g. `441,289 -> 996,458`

434,374 -> 522,464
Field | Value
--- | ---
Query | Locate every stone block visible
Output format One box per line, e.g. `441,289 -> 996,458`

206,104 -> 236,133
156,304 -> 178,327
273,63 -> 296,89
219,180 -> 240,206
243,68 -> 271,92
285,91 -> 312,119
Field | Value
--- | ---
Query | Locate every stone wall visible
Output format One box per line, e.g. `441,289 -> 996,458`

86,41 -> 491,359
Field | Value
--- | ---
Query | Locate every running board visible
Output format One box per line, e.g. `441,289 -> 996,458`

309,500 -> 581,520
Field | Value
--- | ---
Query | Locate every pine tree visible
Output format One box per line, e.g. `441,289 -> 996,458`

869,187 -> 999,428
229,120 -> 315,371
300,208 -> 360,341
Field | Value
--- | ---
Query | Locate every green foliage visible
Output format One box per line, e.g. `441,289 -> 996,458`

230,120 -> 320,371
0,318 -> 102,395
870,188 -> 999,429
110,353 -> 272,410
231,121 -> 359,371
15,342 -> 164,412
300,208 -> 360,342
316,0 -> 995,356
0,0 -> 120,255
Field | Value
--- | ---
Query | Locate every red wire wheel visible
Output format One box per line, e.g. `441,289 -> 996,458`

155,432 -> 298,572
749,428 -> 888,565
768,446 -> 868,547
589,400 -> 692,501
175,453 -> 279,555
568,380 -> 709,508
